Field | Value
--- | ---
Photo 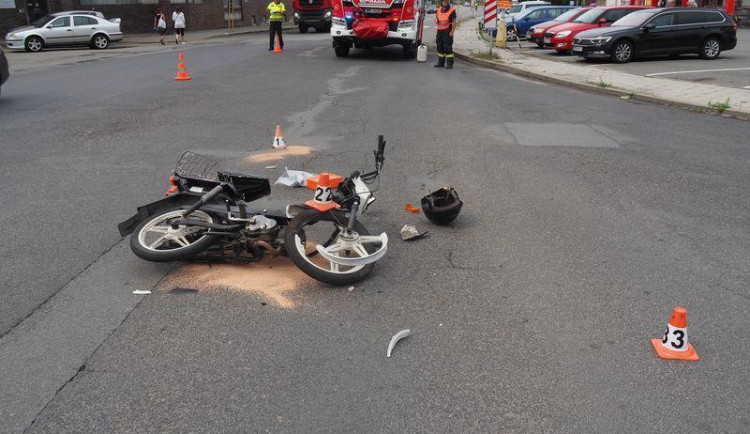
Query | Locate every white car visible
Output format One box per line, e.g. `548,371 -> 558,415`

506,1 -> 550,18
4,12 -> 123,52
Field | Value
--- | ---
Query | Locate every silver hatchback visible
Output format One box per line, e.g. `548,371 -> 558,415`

4,13 -> 123,52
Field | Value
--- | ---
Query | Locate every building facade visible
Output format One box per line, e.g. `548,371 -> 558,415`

1,0 -> 291,37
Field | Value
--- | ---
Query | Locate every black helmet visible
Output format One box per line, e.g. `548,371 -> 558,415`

421,187 -> 462,225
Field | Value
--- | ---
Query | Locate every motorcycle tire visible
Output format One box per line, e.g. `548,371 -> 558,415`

284,208 -> 375,286
130,207 -> 218,262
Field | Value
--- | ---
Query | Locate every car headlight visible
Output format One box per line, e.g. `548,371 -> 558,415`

294,12 -> 300,18
8,33 -> 19,39
591,36 -> 611,44
325,10 -> 332,17
332,17 -> 346,27
556,30 -> 571,38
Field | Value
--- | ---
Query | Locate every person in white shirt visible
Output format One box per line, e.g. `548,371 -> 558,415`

172,7 -> 186,45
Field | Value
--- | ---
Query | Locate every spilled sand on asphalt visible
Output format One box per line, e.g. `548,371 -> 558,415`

160,257 -> 312,308
245,146 -> 313,164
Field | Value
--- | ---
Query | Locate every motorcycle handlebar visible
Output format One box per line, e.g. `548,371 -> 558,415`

377,135 -> 386,155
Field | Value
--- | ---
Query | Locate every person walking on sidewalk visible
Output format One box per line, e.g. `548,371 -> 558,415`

172,7 -> 186,45
434,0 -> 457,69
154,9 -> 167,45
267,0 -> 286,51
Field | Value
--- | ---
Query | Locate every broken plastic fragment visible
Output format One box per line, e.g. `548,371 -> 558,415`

387,329 -> 410,358
274,167 -> 316,188
405,203 -> 420,214
132,289 -> 152,295
400,224 -> 428,241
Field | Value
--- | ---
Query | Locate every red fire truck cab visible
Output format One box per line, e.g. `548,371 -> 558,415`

293,0 -> 334,33
330,0 -> 426,58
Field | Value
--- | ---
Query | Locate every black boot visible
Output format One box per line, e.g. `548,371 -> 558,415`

434,57 -> 445,68
446,57 -> 454,69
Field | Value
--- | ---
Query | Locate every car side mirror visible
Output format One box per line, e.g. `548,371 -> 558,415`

524,17 -> 530,21
598,18 -> 607,24
643,23 -> 655,31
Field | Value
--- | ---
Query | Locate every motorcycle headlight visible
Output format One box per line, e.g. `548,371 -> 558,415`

325,10 -> 332,17
556,30 -> 571,38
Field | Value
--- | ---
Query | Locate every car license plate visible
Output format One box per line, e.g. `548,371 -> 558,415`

365,8 -> 381,13
572,46 -> 583,52
544,37 -> 551,44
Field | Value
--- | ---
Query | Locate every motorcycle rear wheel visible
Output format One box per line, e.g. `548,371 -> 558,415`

130,208 -> 217,262
284,208 -> 376,286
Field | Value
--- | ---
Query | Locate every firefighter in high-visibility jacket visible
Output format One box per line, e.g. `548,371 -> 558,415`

434,0 -> 457,69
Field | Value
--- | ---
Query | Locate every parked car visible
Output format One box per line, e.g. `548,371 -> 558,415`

506,5 -> 577,41
427,5 -> 437,13
506,1 -> 550,18
527,7 -> 589,47
572,8 -> 737,63
4,12 -> 123,52
543,6 -> 647,53
0,46 -> 8,98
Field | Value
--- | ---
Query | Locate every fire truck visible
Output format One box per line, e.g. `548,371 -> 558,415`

293,0 -> 334,33
330,0 -> 426,58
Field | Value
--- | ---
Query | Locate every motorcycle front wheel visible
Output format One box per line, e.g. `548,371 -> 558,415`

284,208 -> 377,286
130,208 -> 217,262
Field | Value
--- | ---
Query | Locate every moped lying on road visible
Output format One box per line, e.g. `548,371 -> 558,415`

118,136 -> 389,286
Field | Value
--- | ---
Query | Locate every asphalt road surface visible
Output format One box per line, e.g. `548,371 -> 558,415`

1,25 -> 750,434
513,28 -> 750,89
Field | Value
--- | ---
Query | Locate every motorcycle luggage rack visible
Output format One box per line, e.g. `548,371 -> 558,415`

175,151 -> 224,182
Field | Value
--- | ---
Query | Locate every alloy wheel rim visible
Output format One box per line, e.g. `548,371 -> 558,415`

95,37 -> 107,48
29,39 -> 41,51
616,43 -> 630,62
705,40 -> 719,57
137,210 -> 213,252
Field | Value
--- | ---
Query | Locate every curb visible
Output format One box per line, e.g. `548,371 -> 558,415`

454,36 -> 749,121
123,25 -> 296,45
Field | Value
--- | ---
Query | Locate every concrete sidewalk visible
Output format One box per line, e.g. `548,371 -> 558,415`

123,23 -> 297,45
453,19 -> 750,119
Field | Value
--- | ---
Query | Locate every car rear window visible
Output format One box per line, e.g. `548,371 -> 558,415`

701,11 -> 725,23
74,16 -> 98,26
677,11 -> 703,24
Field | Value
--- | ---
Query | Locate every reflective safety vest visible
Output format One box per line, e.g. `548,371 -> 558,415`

436,6 -> 455,31
267,1 -> 286,20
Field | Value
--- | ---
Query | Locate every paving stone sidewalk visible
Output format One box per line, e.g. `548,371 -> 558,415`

453,18 -> 750,118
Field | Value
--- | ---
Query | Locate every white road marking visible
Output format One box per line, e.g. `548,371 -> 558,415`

645,67 -> 750,77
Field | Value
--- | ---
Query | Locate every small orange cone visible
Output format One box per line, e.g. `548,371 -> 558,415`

651,306 -> 699,361
272,125 -> 286,149
273,36 -> 283,53
174,52 -> 191,81
305,173 -> 340,212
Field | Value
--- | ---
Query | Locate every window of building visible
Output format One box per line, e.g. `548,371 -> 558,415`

0,0 -> 16,9
170,0 -> 204,4
79,0 -> 139,5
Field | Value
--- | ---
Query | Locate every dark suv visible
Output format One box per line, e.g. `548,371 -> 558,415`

572,8 -> 738,63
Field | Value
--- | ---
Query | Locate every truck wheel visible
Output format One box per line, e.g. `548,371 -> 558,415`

335,45 -> 350,57
403,44 -> 416,59
299,24 -> 308,33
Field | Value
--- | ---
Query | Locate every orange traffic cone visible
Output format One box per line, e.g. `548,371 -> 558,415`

273,36 -> 283,53
305,173 -> 340,212
174,52 -> 191,81
651,306 -> 699,361
272,125 -> 286,149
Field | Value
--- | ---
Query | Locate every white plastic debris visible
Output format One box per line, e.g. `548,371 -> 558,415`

387,329 -> 411,358
265,165 -> 278,169
132,289 -> 152,295
348,286 -> 355,292
274,167 -> 316,188
400,224 -> 428,241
